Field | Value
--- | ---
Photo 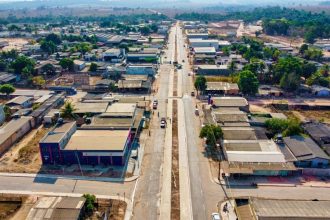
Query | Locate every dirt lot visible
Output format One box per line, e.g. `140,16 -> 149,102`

297,110 -> 330,124
171,100 -> 180,220
0,125 -> 47,173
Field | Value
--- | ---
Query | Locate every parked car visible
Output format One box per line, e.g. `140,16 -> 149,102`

191,91 -> 195,96
160,117 -> 166,128
211,213 -> 221,220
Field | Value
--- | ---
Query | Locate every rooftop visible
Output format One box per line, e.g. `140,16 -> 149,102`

105,103 -> 136,117
27,196 -> 85,220
251,198 -> 330,219
193,47 -> 216,53
222,127 -> 257,140
284,136 -> 330,161
64,130 -> 129,151
0,117 -> 32,145
206,82 -> 239,91
224,140 -> 286,163
212,97 -> 248,108
74,102 -> 108,114
40,122 -> 76,144
6,96 -> 32,105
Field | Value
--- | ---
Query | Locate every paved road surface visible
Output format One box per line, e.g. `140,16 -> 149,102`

132,24 -> 176,220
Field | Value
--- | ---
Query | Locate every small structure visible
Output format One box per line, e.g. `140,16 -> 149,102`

189,39 -> 219,49
73,60 -> 86,72
284,136 -> 329,168
26,196 -> 86,220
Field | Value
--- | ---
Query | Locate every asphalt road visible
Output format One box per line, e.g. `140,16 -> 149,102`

0,175 -> 135,197
132,25 -> 176,220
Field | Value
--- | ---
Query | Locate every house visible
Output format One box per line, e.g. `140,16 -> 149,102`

27,196 -> 86,220
39,121 -> 133,166
284,136 -> 330,168
6,96 -> 33,109
73,102 -> 109,115
304,122 -> 330,155
195,65 -> 230,76
206,82 -> 239,95
73,60 -> 86,72
311,85 -> 330,97
212,109 -> 250,127
126,64 -> 157,76
211,97 -> 249,112
0,117 -> 34,154
221,139 -> 296,176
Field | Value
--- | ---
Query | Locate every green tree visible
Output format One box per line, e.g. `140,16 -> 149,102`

238,70 -> 259,95
265,118 -> 302,137
83,194 -> 96,215
11,55 -> 35,75
42,63 -> 56,75
301,62 -> 317,79
60,102 -> 77,120
45,33 -> 62,44
280,72 -> 300,92
0,84 -> 15,97
40,40 -> 57,55
199,124 -> 223,148
89,62 -> 97,72
307,72 -> 330,87
194,75 -> 207,95
32,76 -> 46,88
273,56 -> 302,84
59,58 -> 74,71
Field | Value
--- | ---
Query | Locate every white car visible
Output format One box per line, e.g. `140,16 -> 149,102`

211,213 -> 221,220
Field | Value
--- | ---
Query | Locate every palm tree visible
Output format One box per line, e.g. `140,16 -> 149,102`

60,102 -> 77,120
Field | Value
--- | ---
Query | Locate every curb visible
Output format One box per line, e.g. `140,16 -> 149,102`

0,172 -> 139,183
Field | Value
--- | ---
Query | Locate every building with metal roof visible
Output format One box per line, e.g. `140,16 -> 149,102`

26,196 -> 86,220
284,135 -> 329,168
249,198 -> 330,220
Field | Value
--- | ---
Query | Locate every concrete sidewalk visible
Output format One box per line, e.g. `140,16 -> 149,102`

178,99 -> 193,220
0,171 -> 138,183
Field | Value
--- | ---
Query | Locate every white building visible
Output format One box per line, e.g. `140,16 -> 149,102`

189,39 -> 219,49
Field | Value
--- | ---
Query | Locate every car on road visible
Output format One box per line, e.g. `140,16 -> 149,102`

191,91 -> 195,96
153,100 -> 158,109
182,59 -> 185,62
160,117 -> 166,128
211,213 -> 221,220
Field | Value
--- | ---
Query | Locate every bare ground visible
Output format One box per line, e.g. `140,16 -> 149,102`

171,100 -> 180,220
